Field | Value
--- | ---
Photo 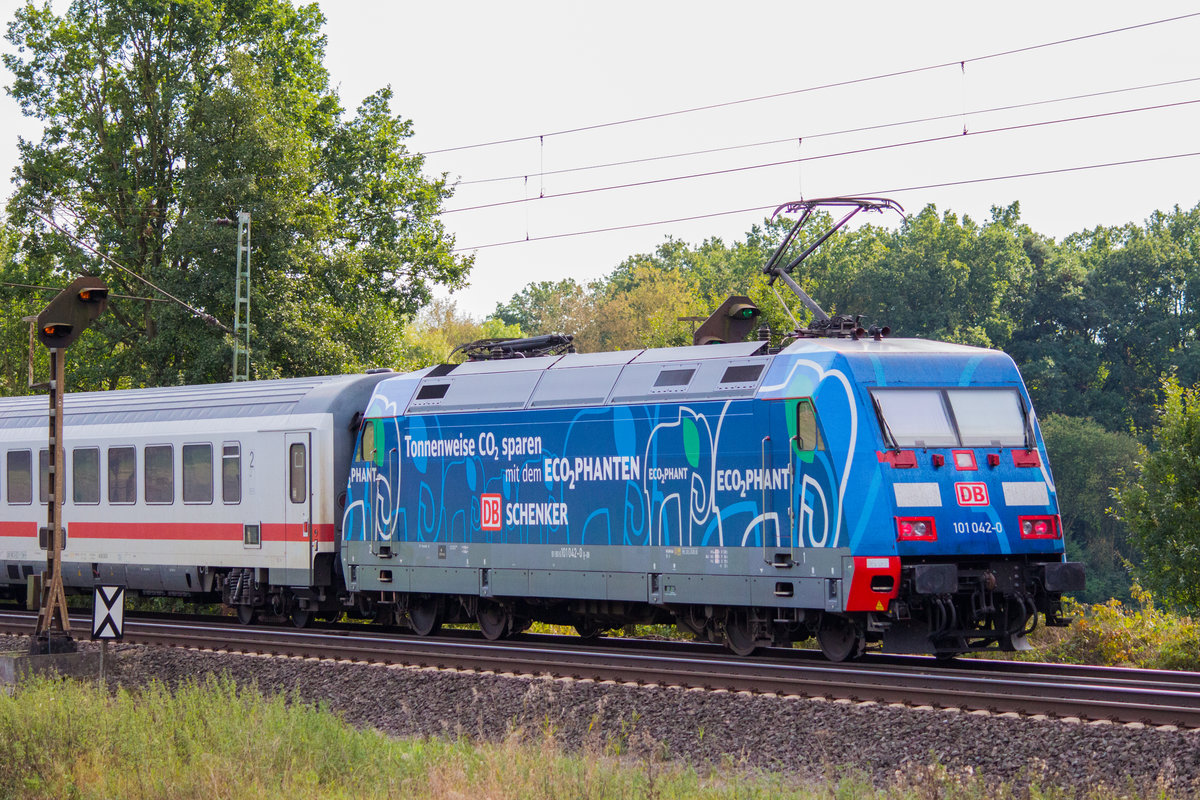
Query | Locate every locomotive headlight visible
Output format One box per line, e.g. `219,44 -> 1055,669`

1018,514 -> 1061,539
896,516 -> 937,541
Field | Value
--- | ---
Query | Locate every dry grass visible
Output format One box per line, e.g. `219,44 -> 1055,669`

0,675 -> 1192,799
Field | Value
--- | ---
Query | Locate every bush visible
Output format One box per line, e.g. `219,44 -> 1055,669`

1032,585 -> 1200,669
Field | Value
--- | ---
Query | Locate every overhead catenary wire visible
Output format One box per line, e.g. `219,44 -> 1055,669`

425,11 -> 1200,155
442,97 -> 1200,215
451,150 -> 1200,251
455,76 -> 1200,187
30,209 -> 230,332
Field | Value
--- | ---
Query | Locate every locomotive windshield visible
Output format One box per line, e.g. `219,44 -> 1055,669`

872,387 -> 1027,448
945,389 -> 1027,447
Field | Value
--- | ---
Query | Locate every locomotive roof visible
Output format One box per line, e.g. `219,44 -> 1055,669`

0,373 -> 390,430
779,336 -> 994,356
368,336 -> 1024,416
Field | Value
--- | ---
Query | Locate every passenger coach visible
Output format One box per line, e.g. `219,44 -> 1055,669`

0,373 -> 389,625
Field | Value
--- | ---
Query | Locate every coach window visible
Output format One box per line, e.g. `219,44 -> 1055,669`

7,450 -> 31,504
38,449 -> 49,504
73,448 -> 100,505
145,445 -> 174,504
182,443 -> 213,504
222,443 -> 241,504
289,443 -> 306,504
794,399 -> 823,452
108,446 -> 136,504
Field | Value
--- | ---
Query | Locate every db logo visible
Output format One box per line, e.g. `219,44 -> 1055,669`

481,494 -> 502,531
955,483 -> 989,506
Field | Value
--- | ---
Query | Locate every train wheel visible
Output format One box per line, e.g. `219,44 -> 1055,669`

573,620 -> 603,639
408,596 -> 443,637
235,604 -> 256,625
290,607 -> 313,628
817,614 -> 865,662
476,601 -> 511,640
723,610 -> 758,657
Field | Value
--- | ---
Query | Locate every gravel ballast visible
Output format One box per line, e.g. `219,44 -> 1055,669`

2,634 -> 1198,791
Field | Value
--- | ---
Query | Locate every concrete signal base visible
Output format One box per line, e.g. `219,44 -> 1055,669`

0,647 -> 100,686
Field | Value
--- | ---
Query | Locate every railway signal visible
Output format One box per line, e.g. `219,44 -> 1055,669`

35,276 -> 108,348
692,295 -> 761,345
31,277 -> 108,654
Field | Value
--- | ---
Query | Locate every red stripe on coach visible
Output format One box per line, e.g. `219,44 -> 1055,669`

70,522 -> 244,541
0,521 -> 37,538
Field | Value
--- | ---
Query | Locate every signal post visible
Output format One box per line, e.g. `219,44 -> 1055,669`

29,277 -> 108,655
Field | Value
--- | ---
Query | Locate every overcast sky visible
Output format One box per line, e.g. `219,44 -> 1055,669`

3,2 -> 1199,319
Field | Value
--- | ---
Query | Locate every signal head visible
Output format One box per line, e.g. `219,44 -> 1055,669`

693,296 -> 762,346
35,276 -> 108,349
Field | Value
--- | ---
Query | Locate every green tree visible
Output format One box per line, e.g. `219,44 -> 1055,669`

1006,233 -> 1101,423
1040,414 -> 1140,603
1114,377 -> 1200,612
492,278 -> 594,340
0,222 -> 45,396
396,299 -> 521,370
1065,206 -> 1200,432
582,266 -> 703,352
808,204 -> 1034,347
2,0 -> 469,389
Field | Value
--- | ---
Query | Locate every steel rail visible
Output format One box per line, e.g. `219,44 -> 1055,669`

2,609 -> 1197,728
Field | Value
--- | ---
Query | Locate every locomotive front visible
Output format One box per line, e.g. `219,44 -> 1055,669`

788,338 -> 1086,657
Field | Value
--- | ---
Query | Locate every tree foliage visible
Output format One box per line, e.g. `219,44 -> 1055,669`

2,0 -> 470,389
1114,377 -> 1200,612
1040,414 -> 1140,603
394,299 -> 521,371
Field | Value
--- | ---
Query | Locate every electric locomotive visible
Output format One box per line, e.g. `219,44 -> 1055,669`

340,198 -> 1085,659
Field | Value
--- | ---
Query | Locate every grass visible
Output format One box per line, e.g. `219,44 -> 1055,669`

0,675 -> 1192,800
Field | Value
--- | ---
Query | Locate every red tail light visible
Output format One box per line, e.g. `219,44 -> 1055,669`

896,516 -> 937,541
1019,514 -> 1061,539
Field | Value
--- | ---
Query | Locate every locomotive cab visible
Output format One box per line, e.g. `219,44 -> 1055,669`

772,336 -> 1086,657
869,380 -> 1085,655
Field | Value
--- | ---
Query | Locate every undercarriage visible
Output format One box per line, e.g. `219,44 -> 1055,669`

879,558 -> 1085,656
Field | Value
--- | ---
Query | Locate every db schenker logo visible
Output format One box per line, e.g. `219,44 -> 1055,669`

481,494 -> 502,531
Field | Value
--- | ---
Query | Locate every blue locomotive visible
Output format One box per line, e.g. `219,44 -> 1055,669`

340,198 -> 1085,659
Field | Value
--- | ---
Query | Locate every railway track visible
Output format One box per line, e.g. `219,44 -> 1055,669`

2,608 -> 1198,728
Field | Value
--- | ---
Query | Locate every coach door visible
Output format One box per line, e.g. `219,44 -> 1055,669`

284,431 -> 313,583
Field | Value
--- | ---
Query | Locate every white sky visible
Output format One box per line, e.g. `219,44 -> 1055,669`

3,2 -> 1200,319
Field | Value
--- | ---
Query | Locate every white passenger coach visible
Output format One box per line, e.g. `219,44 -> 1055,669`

0,373 -> 389,624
